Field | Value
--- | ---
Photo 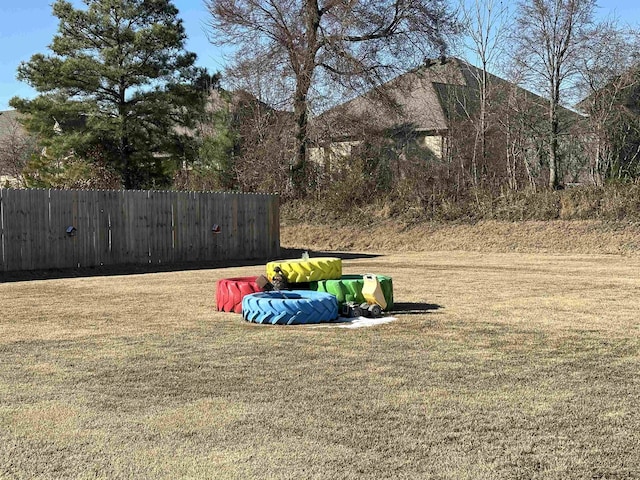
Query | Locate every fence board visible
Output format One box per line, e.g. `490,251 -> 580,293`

30,190 -> 48,270
219,193 -> 229,259
65,190 -> 77,268
195,192 -> 206,262
148,190 -> 159,264
13,189 -> 28,270
96,190 -> 111,266
113,190 -> 128,265
217,193 -> 226,260
46,189 -> 58,269
233,193 -> 240,259
138,191 -> 151,264
3,189 -> 19,271
166,191 -> 176,263
186,192 -> 196,261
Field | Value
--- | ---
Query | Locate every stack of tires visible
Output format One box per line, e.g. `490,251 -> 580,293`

215,256 -> 393,325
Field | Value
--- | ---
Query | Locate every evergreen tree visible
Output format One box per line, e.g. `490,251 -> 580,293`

10,0 -> 203,189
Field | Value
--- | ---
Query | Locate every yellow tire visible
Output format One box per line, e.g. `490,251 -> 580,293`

266,257 -> 342,283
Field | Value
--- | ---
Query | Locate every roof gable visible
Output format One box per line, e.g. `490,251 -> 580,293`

313,57 -> 581,141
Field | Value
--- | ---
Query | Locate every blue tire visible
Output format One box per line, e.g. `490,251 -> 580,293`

242,290 -> 338,325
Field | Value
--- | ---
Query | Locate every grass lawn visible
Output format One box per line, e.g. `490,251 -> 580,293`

1,251 -> 639,479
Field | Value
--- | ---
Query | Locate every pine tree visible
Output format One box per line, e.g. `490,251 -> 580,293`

10,0 -> 204,189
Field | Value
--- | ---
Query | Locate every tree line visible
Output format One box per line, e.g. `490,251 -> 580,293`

3,0 -> 640,210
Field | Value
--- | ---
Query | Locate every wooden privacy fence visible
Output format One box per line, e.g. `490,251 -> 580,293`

0,189 -> 280,272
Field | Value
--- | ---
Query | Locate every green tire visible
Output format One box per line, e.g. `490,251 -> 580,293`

310,274 -> 394,310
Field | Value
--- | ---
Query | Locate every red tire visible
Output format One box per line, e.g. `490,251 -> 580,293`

216,276 -> 262,313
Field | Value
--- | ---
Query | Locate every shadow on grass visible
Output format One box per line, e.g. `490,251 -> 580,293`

0,249 -> 384,283
390,302 -> 443,315
0,258 -> 261,283
280,248 -> 383,261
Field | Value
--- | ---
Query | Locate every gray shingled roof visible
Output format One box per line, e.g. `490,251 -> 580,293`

312,58 -> 472,139
312,57 -> 581,142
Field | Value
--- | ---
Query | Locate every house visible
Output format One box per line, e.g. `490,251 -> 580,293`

576,66 -> 640,183
310,56 -> 578,171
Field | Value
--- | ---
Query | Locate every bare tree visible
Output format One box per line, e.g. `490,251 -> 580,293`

499,83 -> 551,190
232,99 -> 296,195
458,0 -> 509,185
206,0 -> 458,194
0,112 -> 34,187
511,0 -> 596,189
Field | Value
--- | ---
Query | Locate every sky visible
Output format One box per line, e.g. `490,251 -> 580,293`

1,0 -> 640,111
0,0 -> 229,110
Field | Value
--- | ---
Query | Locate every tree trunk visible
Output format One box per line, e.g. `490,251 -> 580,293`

593,130 -> 602,186
292,87 -> 309,194
289,0 -> 321,195
549,95 -> 560,189
479,65 -> 487,185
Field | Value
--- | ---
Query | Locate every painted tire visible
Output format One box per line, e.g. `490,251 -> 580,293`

266,257 -> 342,284
310,274 -> 394,310
242,290 -> 338,325
216,276 -> 262,313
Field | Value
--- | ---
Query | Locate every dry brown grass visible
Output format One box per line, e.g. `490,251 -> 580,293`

1,249 -> 640,479
282,219 -> 640,255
